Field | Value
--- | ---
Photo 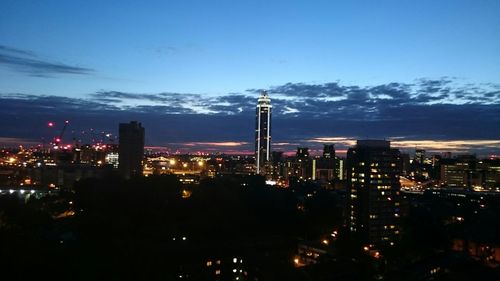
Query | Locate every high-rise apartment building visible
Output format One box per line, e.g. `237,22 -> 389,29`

346,140 -> 402,249
323,144 -> 335,159
414,149 -> 426,164
335,157 -> 345,180
316,144 -> 336,181
296,147 -> 309,159
118,121 -> 145,179
255,91 -> 272,175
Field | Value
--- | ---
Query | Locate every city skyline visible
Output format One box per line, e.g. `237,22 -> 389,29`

1,2 -> 500,280
1,1 -> 499,156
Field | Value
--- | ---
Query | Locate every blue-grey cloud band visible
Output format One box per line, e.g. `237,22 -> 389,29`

1,78 -> 499,155
0,45 -> 93,77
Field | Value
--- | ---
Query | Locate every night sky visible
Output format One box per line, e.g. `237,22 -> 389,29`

1,0 -> 499,155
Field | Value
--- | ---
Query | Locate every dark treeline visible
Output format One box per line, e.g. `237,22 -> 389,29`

0,175 -> 344,280
1,175 -> 499,280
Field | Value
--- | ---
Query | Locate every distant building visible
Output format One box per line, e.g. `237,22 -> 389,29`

439,156 -> 500,189
442,152 -> 452,159
105,151 -> 119,168
255,91 -> 272,175
271,151 -> 285,179
118,121 -> 145,179
335,157 -> 345,180
74,143 -> 118,166
296,147 -> 309,159
296,241 -> 331,266
400,153 -> 410,176
440,159 -> 469,187
294,147 -> 313,179
414,149 -> 425,164
201,256 -> 248,281
323,144 -> 335,159
346,140 -> 402,249
439,155 -> 475,187
316,144 -> 336,181
479,159 -> 500,189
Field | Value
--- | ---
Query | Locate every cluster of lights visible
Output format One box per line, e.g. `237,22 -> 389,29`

1,189 -> 37,195
172,236 -> 187,241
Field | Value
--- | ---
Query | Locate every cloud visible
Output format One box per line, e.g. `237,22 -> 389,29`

1,93 -> 118,113
92,91 -> 181,103
0,45 -> 93,77
0,137 -> 39,146
282,106 -> 299,114
0,45 -> 36,57
390,140 -> 500,151
0,77 -> 499,155
248,82 -> 347,98
153,46 -> 178,56
89,78 -> 499,118
301,137 -> 500,156
180,142 -> 249,147
92,91 -> 256,115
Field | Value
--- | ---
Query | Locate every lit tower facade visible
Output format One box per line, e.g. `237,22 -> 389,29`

255,91 -> 272,175
346,140 -> 402,250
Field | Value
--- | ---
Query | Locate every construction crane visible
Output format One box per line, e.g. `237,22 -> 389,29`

53,120 -> 70,147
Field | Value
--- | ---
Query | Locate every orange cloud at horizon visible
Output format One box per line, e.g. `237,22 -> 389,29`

390,140 -> 500,150
307,137 -> 500,152
182,141 -> 249,147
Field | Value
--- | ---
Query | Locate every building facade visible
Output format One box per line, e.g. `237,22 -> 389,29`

346,140 -> 402,250
316,144 -> 336,181
118,121 -> 145,179
255,91 -> 272,175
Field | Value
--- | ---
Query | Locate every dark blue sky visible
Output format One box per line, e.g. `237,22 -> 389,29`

0,1 -> 499,155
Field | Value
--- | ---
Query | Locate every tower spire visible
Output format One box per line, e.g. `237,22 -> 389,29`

255,90 -> 272,175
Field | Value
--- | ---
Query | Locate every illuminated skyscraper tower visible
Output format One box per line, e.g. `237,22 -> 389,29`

255,91 -> 272,175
